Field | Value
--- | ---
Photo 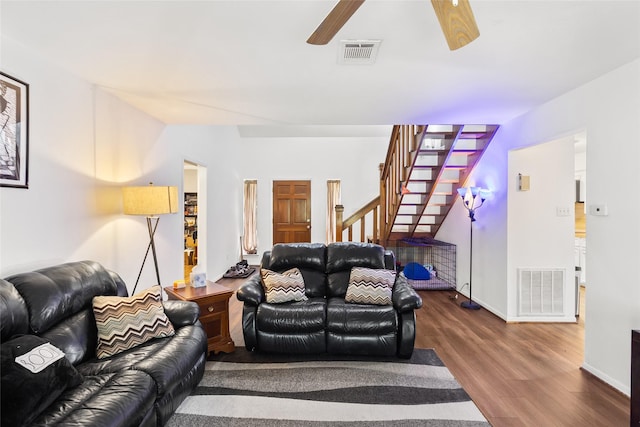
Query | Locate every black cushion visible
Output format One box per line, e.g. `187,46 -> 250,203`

327,332 -> 397,356
5,261 -> 119,334
392,275 -> 424,313
296,268 -> 326,298
257,330 -> 326,354
326,243 -> 387,297
269,243 -> 326,272
257,298 -> 326,333
39,308 -> 97,365
1,335 -> 83,426
31,371 -> 156,427
326,242 -> 386,273
0,279 -> 29,342
236,274 -> 265,306
162,300 -> 201,327
326,298 -> 398,335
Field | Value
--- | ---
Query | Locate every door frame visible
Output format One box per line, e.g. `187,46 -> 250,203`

272,179 -> 311,244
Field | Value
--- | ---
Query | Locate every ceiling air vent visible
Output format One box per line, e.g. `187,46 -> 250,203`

338,40 -> 381,65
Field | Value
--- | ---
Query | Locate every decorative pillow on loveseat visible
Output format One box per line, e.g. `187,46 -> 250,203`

93,286 -> 175,359
261,267 -> 308,303
1,335 -> 83,426
345,267 -> 395,306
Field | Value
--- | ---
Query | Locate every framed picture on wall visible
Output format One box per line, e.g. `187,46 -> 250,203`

0,71 -> 29,188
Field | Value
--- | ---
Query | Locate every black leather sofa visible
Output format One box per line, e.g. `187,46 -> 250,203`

0,260 -> 207,427
237,242 -> 423,358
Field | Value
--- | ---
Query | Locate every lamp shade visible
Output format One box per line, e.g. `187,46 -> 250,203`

122,185 -> 179,216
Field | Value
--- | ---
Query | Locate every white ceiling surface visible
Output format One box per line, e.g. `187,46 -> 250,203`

1,0 -> 639,129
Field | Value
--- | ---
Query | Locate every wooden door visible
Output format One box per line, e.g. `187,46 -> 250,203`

273,180 -> 311,244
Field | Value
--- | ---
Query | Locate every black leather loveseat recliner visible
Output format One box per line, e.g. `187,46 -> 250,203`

237,242 -> 423,358
0,260 -> 208,427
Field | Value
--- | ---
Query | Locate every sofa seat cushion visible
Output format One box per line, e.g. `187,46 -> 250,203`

78,325 -> 206,397
31,370 -> 156,427
257,298 -> 326,333
326,297 -> 397,335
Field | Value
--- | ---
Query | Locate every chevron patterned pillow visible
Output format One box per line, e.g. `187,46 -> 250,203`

345,267 -> 395,305
261,267 -> 308,303
92,286 -> 175,359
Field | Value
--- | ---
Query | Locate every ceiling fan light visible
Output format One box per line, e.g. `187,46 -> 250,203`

452,0 -> 459,6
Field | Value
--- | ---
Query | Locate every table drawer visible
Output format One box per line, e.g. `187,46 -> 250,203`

197,299 -> 226,316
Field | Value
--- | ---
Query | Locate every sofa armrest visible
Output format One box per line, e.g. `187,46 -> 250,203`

162,300 -> 201,327
392,274 -> 423,313
236,274 -> 264,306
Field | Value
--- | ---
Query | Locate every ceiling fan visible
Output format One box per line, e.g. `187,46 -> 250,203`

307,0 -> 480,51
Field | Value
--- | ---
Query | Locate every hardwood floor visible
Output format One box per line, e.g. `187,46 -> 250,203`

216,274 -> 630,426
415,288 -> 629,426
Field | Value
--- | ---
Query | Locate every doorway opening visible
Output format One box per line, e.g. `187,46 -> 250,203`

183,160 -> 207,282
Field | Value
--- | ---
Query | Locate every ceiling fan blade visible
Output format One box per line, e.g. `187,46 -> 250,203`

431,0 -> 480,50
307,0 -> 365,45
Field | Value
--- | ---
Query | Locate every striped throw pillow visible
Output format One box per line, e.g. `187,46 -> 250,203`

261,268 -> 308,303
93,286 -> 175,359
345,267 -> 395,306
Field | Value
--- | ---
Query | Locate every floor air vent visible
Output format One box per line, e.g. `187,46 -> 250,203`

339,40 -> 381,64
518,268 -> 565,316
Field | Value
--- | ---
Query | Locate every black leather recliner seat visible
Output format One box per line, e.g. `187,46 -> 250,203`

237,242 -> 423,358
0,261 -> 207,427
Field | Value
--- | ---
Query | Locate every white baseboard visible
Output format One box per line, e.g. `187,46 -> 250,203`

581,362 -> 630,397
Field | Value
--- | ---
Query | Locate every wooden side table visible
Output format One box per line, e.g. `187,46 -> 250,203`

164,281 -> 235,355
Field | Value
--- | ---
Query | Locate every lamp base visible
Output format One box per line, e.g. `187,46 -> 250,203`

461,300 -> 481,310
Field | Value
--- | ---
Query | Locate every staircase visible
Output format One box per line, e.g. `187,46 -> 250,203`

335,124 -> 498,245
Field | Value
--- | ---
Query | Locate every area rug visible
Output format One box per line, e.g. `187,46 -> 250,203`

167,348 -> 490,426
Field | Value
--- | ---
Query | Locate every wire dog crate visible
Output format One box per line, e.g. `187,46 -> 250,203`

387,238 -> 456,290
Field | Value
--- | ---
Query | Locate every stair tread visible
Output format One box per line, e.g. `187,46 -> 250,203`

451,149 -> 481,154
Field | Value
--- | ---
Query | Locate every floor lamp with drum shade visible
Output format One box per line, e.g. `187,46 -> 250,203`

122,183 -> 178,294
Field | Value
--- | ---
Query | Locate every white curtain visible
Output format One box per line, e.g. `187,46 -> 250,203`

326,180 -> 341,244
243,180 -> 258,254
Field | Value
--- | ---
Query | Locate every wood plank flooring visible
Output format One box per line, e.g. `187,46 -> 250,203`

216,274 -> 630,426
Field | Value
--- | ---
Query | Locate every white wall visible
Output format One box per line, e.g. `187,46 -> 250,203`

0,37 -> 165,282
153,125 -> 244,282
436,130 -> 509,316
184,168 -> 198,193
0,37 -> 245,292
507,137 -> 576,321
235,136 -> 389,262
438,59 -> 640,395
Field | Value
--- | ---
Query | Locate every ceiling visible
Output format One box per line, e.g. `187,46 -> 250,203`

1,0 -> 639,128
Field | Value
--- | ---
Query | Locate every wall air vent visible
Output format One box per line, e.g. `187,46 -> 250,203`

338,40 -> 381,65
518,268 -> 565,316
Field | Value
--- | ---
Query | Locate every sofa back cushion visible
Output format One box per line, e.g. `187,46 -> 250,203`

0,279 -> 29,342
4,261 -> 121,364
5,261 -> 119,334
326,242 -> 387,297
266,243 -> 327,298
